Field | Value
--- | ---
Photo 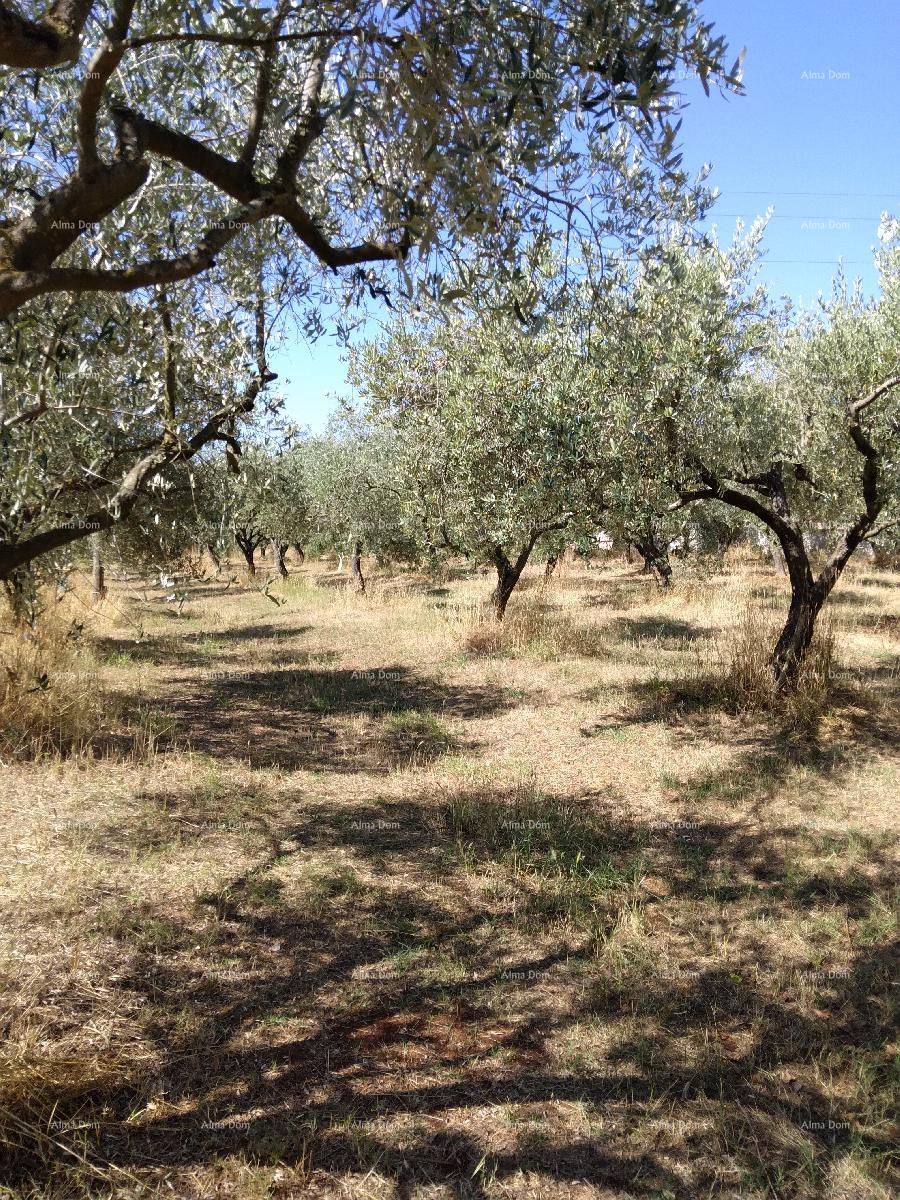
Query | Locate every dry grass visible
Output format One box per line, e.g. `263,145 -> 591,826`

0,554 -> 897,1199
0,583 -> 103,761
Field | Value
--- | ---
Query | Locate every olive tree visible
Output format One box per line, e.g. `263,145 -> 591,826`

0,270 -> 283,591
2,2 -> 744,592
0,0 -> 741,318
595,222 -> 900,688
247,446 -> 312,577
353,308 -> 605,618
300,416 -> 422,591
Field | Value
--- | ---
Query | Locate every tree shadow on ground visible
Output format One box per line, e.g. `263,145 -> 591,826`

622,663 -> 898,758
857,574 -> 900,589
853,612 -> 900,637
6,775 -> 897,1198
152,666 -> 514,771
95,622 -> 315,668
612,615 -> 706,644
580,578 -> 659,608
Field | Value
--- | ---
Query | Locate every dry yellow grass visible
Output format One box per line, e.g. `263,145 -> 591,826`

0,553 -> 897,1199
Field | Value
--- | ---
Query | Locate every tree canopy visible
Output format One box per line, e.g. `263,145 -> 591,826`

0,0 -> 743,318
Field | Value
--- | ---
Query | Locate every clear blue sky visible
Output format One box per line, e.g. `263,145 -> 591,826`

271,0 -> 900,432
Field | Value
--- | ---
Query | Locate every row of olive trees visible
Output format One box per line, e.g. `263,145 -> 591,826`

2,0 -> 742,604
348,224 -> 899,687
84,418 -> 423,590
16,219 -> 896,695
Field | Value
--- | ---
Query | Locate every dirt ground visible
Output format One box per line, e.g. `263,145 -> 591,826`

1,553 -> 897,1199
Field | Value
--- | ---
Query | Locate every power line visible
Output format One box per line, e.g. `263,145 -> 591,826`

718,190 -> 900,199
714,213 -> 879,222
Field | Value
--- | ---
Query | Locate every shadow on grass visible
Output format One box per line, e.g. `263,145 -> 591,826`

622,659 -> 898,754
4,778 -> 897,1198
581,578 -> 656,609
96,622 -> 315,668
854,612 -> 900,638
150,666 -> 513,771
613,615 -> 706,644
857,574 -> 900,589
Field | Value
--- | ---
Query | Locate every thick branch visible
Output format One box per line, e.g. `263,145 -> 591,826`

277,195 -> 409,268
0,394 -> 260,579
0,196 -> 271,316
116,108 -> 260,201
813,379 -> 897,595
677,477 -> 800,549
0,158 -> 149,275
0,0 -> 93,67
123,26 -> 397,51
275,49 -> 328,184
239,3 -> 290,168
851,375 -> 900,416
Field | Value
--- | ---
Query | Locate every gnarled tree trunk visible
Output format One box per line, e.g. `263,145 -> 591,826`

235,532 -> 256,575
490,541 -> 534,621
633,536 -> 672,588
271,539 -> 288,578
350,540 -> 365,593
90,532 -> 106,603
489,519 -> 572,621
292,543 -> 304,564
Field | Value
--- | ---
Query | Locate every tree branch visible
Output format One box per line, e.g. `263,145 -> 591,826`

114,108 -> 260,201
77,2 -> 135,171
0,196 -> 271,315
239,1 -> 291,168
0,0 -> 93,68
122,26 -> 399,51
850,374 -> 900,416
275,48 -> 328,184
0,388 -> 265,579
814,378 -> 897,594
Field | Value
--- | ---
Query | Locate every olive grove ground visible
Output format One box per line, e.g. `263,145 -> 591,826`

0,553 -> 897,1199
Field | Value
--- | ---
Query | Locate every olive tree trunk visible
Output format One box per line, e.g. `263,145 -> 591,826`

90,532 -> 106,603
633,536 -> 672,587
271,539 -> 288,578
235,532 -> 257,575
490,540 -> 537,621
771,530 -> 832,689
350,540 -> 365,593
489,519 -> 573,621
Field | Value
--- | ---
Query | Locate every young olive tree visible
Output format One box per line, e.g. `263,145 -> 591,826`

250,446 -> 313,577
301,416 -> 421,592
203,447 -> 288,576
353,309 -> 604,619
599,223 -> 900,688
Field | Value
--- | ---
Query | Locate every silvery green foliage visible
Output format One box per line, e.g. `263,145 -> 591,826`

0,1 -> 742,318
350,302 -> 605,568
598,221 -> 899,544
1,1 -> 741,583
209,442 -> 312,552
0,264 -> 286,578
299,412 -> 422,564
